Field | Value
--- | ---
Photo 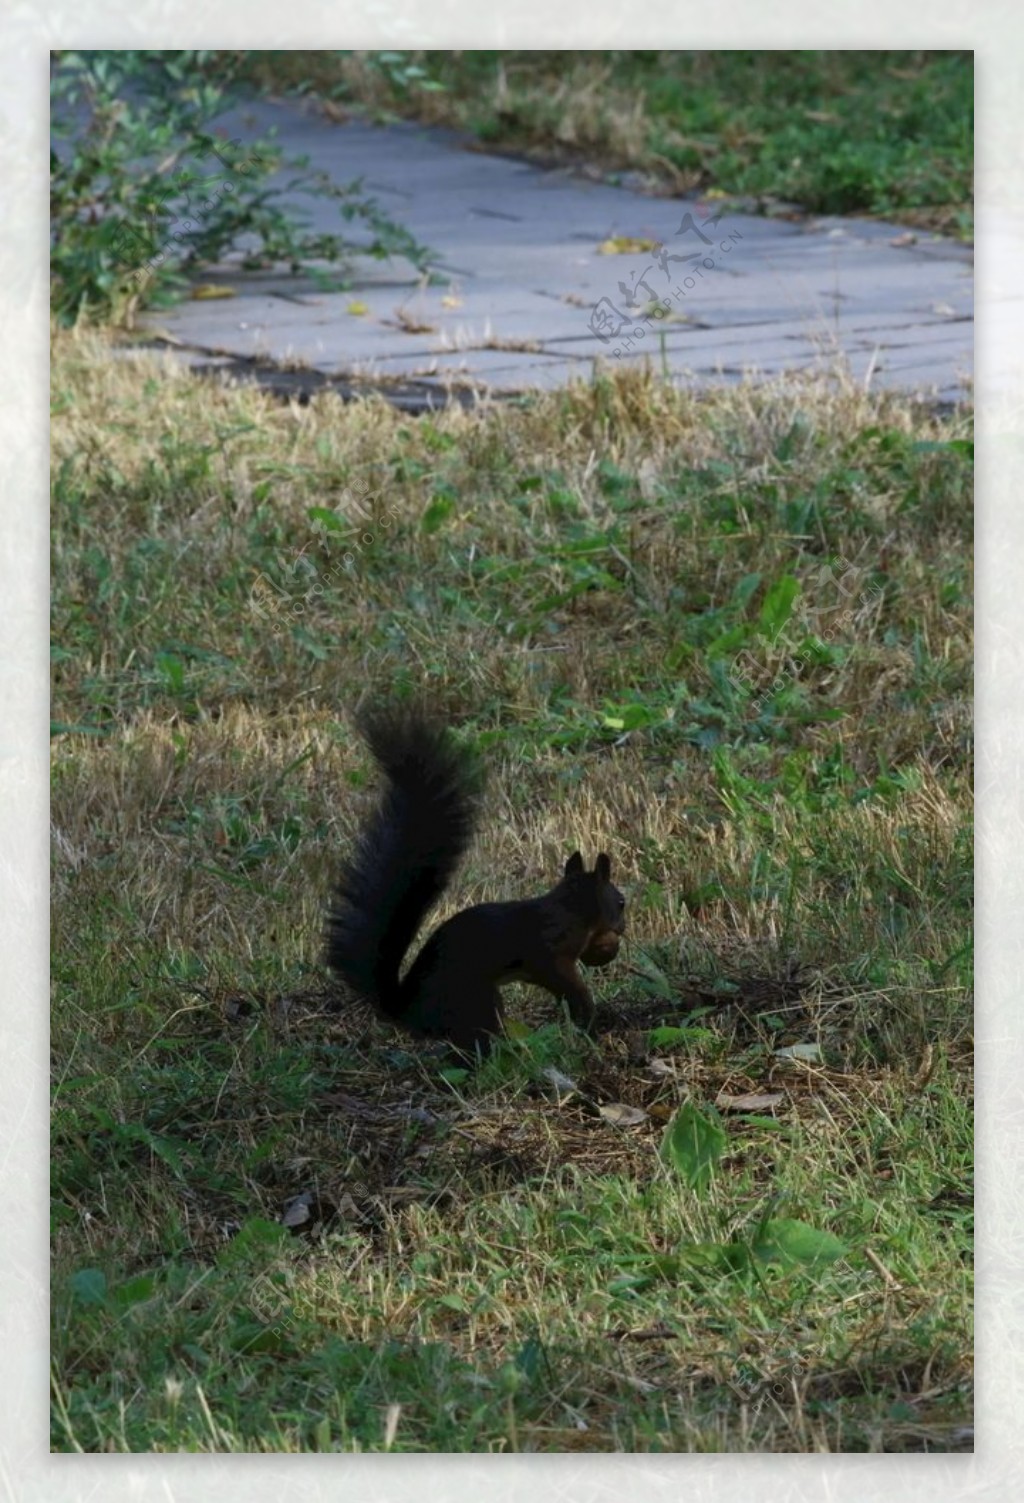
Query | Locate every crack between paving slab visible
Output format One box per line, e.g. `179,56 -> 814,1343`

125,334 -> 526,412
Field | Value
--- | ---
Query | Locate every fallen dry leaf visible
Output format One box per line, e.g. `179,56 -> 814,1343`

715,1091 -> 785,1113
774,1042 -> 823,1064
597,236 -> 660,255
190,284 -> 236,300
598,1102 -> 649,1127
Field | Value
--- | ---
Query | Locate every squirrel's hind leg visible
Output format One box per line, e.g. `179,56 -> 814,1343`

444,989 -> 504,1063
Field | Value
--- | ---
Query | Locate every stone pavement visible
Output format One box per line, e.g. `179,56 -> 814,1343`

134,99 -> 973,410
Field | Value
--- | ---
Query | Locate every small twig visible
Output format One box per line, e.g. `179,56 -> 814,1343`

864,1245 -> 903,1291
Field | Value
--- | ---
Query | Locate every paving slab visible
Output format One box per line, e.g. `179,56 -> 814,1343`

131,97 -> 974,409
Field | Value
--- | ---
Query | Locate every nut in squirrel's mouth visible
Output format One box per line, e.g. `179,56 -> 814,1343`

581,931 -> 623,967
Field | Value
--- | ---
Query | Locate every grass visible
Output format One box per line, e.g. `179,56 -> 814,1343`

50,326 -> 972,1452
229,50 -> 974,240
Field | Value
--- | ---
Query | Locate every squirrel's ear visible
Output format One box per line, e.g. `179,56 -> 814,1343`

595,853 -> 612,882
564,851 -> 585,878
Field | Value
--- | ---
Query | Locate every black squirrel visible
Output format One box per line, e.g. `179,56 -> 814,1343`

326,704 -> 625,1057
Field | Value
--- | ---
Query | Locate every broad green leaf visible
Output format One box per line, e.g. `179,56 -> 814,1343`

751,1218 -> 847,1269
421,496 -> 454,533
706,623 -> 752,658
119,1123 -> 188,1175
439,1065 -> 470,1085
732,571 -> 762,609
70,1268 -> 107,1306
437,1293 -> 470,1312
217,1216 -> 291,1269
660,1103 -> 726,1193
307,506 -> 343,532
649,1025 -> 696,1048
110,1274 -> 157,1310
759,575 -> 800,639
676,1241 -> 753,1276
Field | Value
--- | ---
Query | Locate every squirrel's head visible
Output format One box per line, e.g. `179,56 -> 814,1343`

562,851 -> 626,965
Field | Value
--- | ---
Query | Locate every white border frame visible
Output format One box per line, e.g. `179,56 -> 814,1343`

6,10 -> 1006,1499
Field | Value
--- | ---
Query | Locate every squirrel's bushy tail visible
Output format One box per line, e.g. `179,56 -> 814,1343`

326,704 -> 482,1018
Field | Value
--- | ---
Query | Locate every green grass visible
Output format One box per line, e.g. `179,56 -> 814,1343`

232,50 -> 973,239
51,329 -> 972,1452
